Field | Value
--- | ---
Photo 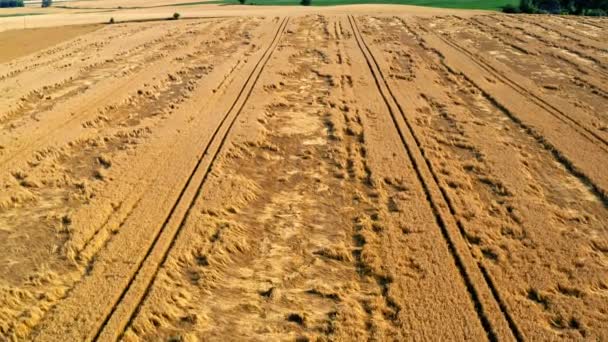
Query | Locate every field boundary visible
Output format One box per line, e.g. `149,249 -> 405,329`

103,15 -> 232,24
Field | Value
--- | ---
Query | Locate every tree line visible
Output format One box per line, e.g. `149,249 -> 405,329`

0,0 -> 24,7
0,0 -> 52,7
504,0 -> 607,15
237,0 -> 311,5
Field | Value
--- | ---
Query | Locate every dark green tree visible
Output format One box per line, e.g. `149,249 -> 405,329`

41,0 -> 52,7
519,0 -> 538,12
516,0 -> 608,13
537,0 -> 562,13
0,0 -> 25,7
502,3 -> 521,12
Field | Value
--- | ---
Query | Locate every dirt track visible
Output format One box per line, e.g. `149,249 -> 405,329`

0,12 -> 607,341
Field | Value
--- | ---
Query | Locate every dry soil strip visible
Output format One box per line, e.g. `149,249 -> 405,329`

94,17 -> 290,342
348,15 -> 520,342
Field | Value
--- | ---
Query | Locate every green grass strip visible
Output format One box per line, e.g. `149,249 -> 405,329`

0,12 -> 46,17
224,0 -> 517,10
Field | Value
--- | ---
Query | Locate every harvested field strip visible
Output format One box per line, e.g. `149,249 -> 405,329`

1,27 -> 179,128
469,16 -> 608,81
442,34 -> 608,149
121,14 -> 489,341
0,19 -> 245,261
0,20 -> 219,168
554,16 -> 608,34
2,17 -> 266,340
28,16 -> 288,342
67,18 -> 258,264
94,17 -> 289,341
506,15 -> 608,55
0,24 -> 101,64
434,16 -> 608,148
555,15 -> 608,33
361,15 -> 608,340
0,20 -> 211,117
480,16 -> 608,99
347,14 -> 519,341
419,23 -> 608,199
0,23 -> 155,83
434,15 -> 608,129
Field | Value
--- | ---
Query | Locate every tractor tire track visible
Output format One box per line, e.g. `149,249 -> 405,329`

28,16 -> 289,342
94,17 -> 289,342
347,14 -> 520,342
365,15 -> 608,340
1,18 -> 265,341
419,18 -> 608,148
436,15 -> 608,145
413,21 -> 608,199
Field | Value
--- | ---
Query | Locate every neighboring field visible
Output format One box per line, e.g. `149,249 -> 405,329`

0,12 -> 44,16
0,9 -> 607,342
0,24 -> 99,62
226,0 -> 518,10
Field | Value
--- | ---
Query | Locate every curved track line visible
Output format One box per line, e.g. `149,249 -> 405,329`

92,17 -> 289,342
429,19 -> 608,151
348,15 -> 522,342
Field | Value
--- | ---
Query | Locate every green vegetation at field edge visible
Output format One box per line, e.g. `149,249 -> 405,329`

503,0 -> 607,15
0,12 -> 45,17
225,0 -> 518,10
0,0 -> 24,8
163,1 -> 224,7
54,0 -> 222,9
